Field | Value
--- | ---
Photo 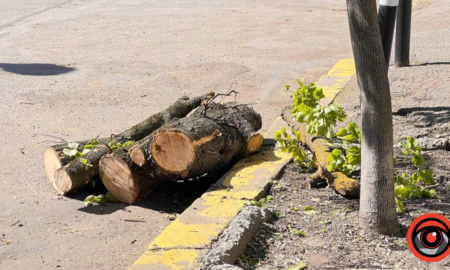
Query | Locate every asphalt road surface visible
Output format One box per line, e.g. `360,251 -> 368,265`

0,0 -> 352,269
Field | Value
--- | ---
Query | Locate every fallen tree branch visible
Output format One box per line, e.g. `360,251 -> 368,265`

282,106 -> 360,198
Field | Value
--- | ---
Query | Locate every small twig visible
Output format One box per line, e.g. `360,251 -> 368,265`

124,219 -> 146,223
11,220 -> 20,227
424,184 -> 440,189
210,90 -> 239,105
201,86 -> 240,117
34,133 -> 67,144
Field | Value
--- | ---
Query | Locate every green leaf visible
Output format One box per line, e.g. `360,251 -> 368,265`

68,142 -> 79,149
63,149 -> 78,157
84,144 -> 94,150
88,138 -> 99,145
412,154 -> 424,167
248,257 -> 260,266
79,158 -> 93,168
336,128 -> 348,137
343,134 -> 354,142
428,189 -> 437,197
287,262 -> 307,270
420,169 -> 434,185
331,148 -> 342,157
396,198 -> 406,214
82,149 -> 91,155
293,230 -> 307,237
304,210 -> 319,216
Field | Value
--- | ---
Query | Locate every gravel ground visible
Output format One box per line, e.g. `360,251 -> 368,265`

237,160 -> 450,270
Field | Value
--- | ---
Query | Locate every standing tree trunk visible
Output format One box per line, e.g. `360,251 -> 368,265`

346,0 -> 399,234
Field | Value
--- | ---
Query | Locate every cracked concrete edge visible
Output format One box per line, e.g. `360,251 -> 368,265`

128,58 -> 356,270
199,206 -> 273,269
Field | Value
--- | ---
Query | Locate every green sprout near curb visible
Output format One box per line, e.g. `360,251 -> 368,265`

84,192 -> 118,207
303,205 -> 319,216
293,229 -> 307,237
275,211 -> 285,218
288,224 -> 307,237
395,136 -> 437,213
239,254 -> 261,267
250,195 -> 274,208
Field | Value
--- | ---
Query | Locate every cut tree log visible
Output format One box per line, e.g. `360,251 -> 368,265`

44,92 -> 214,195
129,102 -> 263,168
99,151 -> 171,204
100,102 -> 263,204
282,106 -> 360,197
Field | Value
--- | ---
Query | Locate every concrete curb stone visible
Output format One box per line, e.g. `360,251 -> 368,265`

199,207 -> 273,269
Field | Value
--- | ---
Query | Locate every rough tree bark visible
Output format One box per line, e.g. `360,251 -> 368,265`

100,102 -> 263,204
44,92 -> 214,195
346,0 -> 399,234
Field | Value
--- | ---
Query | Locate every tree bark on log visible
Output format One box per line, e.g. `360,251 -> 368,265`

347,0 -> 399,234
100,102 -> 263,204
99,150 -> 173,204
44,92 -> 214,195
129,102 -> 263,168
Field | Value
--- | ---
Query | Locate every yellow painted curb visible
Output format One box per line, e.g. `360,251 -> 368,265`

129,146 -> 291,269
317,58 -> 355,105
131,249 -> 206,270
128,58 -> 356,270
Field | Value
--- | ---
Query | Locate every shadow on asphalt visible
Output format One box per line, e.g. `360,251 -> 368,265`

394,106 -> 450,116
0,63 -> 75,76
74,164 -> 234,215
73,148 -> 281,215
414,61 -> 450,66
393,107 -> 450,127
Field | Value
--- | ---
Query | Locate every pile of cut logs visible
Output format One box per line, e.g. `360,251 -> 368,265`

44,92 -> 264,204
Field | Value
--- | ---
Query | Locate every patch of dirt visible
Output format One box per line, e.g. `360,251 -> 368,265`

236,162 -> 450,270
